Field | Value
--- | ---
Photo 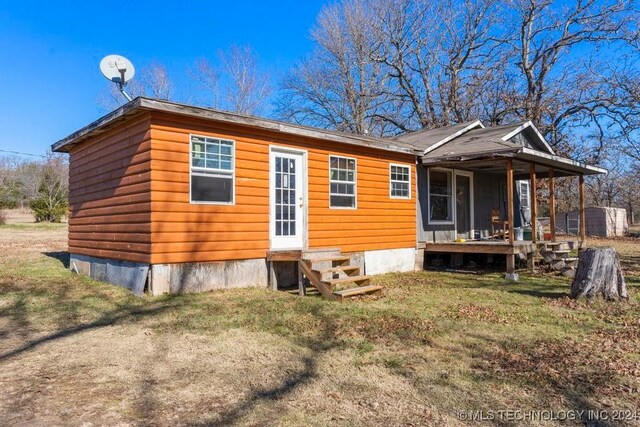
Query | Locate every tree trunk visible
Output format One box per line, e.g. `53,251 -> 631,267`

571,247 -> 628,300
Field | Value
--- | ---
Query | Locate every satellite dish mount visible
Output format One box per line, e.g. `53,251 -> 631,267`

100,55 -> 136,102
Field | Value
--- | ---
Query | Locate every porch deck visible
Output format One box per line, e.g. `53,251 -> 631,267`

421,240 -> 536,255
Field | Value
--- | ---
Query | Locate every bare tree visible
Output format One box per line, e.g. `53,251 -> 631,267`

505,0 -> 638,156
278,0 -> 396,135
190,46 -> 271,115
190,57 -> 221,108
220,45 -> 271,115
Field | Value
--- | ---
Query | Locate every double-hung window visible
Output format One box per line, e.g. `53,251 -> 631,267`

428,169 -> 453,223
390,164 -> 410,199
518,180 -> 530,208
329,155 -> 356,208
190,135 -> 234,204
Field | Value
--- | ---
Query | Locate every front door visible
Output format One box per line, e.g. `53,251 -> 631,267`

270,148 -> 305,250
455,173 -> 473,239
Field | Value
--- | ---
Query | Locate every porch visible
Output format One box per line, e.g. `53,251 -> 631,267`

418,149 -> 605,275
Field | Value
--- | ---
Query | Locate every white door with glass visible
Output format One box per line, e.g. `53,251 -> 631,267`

270,148 -> 305,250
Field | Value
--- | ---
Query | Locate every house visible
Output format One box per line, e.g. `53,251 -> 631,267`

555,207 -> 628,237
52,98 -> 605,297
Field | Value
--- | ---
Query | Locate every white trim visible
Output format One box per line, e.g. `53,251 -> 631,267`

427,167 -> 455,225
519,147 -> 607,174
453,170 -> 475,239
423,120 -> 485,155
389,163 -> 411,199
501,121 -> 555,155
518,180 -> 530,208
269,145 -> 308,250
189,133 -> 236,205
328,155 -> 357,209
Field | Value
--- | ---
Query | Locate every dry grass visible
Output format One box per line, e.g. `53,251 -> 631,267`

0,224 -> 639,426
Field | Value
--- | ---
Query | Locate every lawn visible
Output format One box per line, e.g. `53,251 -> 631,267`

0,223 -> 638,426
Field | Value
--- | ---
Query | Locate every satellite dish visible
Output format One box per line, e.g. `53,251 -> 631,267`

99,54 -> 135,101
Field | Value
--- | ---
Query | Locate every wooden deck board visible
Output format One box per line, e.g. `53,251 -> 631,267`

423,240 -> 536,255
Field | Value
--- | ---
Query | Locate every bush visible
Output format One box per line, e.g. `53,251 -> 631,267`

29,167 -> 68,223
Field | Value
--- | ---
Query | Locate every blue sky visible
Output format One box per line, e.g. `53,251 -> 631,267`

0,0 -> 325,157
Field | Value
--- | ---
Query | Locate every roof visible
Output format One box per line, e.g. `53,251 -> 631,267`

421,124 -> 606,176
394,120 -> 484,152
52,97 -> 423,155
424,123 -> 530,158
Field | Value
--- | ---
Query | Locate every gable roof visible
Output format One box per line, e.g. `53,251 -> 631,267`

421,122 -> 605,176
419,120 -> 557,157
51,97 -> 423,155
394,120 -> 484,153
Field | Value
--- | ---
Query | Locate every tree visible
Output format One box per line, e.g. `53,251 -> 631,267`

29,154 -> 69,223
279,0 -> 640,165
278,0 -> 397,135
191,45 -> 271,115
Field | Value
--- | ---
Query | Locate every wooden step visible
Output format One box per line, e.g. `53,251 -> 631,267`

313,265 -> 359,274
311,256 -> 350,263
554,250 -> 571,257
333,285 -> 383,300
325,275 -> 370,285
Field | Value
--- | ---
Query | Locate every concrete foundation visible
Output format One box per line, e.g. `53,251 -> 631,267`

71,247 -> 419,296
150,258 -> 271,295
70,254 -> 149,296
363,248 -> 416,275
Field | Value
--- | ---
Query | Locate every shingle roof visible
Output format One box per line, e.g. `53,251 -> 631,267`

394,120 -> 483,150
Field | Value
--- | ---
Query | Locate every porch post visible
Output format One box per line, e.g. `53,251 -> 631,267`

529,164 -> 537,243
549,169 -> 556,242
579,174 -> 586,244
506,160 -> 515,274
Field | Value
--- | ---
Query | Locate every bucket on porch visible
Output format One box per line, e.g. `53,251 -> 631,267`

522,227 -> 532,240
514,227 -> 524,241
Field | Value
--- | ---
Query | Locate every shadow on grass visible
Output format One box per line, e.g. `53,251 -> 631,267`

42,251 -> 70,269
197,310 -> 340,427
507,287 -> 569,299
465,331 -> 629,427
0,303 -> 177,362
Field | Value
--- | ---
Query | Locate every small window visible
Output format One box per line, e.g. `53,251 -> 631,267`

428,169 -> 453,223
190,135 -> 234,203
329,155 -> 356,208
519,181 -> 530,208
390,164 -> 410,199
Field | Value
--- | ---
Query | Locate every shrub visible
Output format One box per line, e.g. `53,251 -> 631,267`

29,167 -> 68,223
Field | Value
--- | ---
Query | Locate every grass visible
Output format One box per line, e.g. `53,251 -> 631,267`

0,224 -> 639,426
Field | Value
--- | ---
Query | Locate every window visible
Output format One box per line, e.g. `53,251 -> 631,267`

428,169 -> 453,222
190,135 -> 234,204
390,164 -> 410,199
329,155 -> 356,208
519,181 -> 530,208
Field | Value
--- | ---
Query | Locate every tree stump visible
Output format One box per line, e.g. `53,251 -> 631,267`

570,247 -> 628,300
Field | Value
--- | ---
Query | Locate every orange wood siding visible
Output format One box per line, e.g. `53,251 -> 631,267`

149,112 -> 416,264
68,115 -> 152,263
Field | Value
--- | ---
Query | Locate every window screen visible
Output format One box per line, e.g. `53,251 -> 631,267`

329,156 -> 356,208
390,164 -> 410,198
190,135 -> 234,203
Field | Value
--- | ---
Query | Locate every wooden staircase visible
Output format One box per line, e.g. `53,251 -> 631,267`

536,241 -> 579,277
298,249 -> 383,301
